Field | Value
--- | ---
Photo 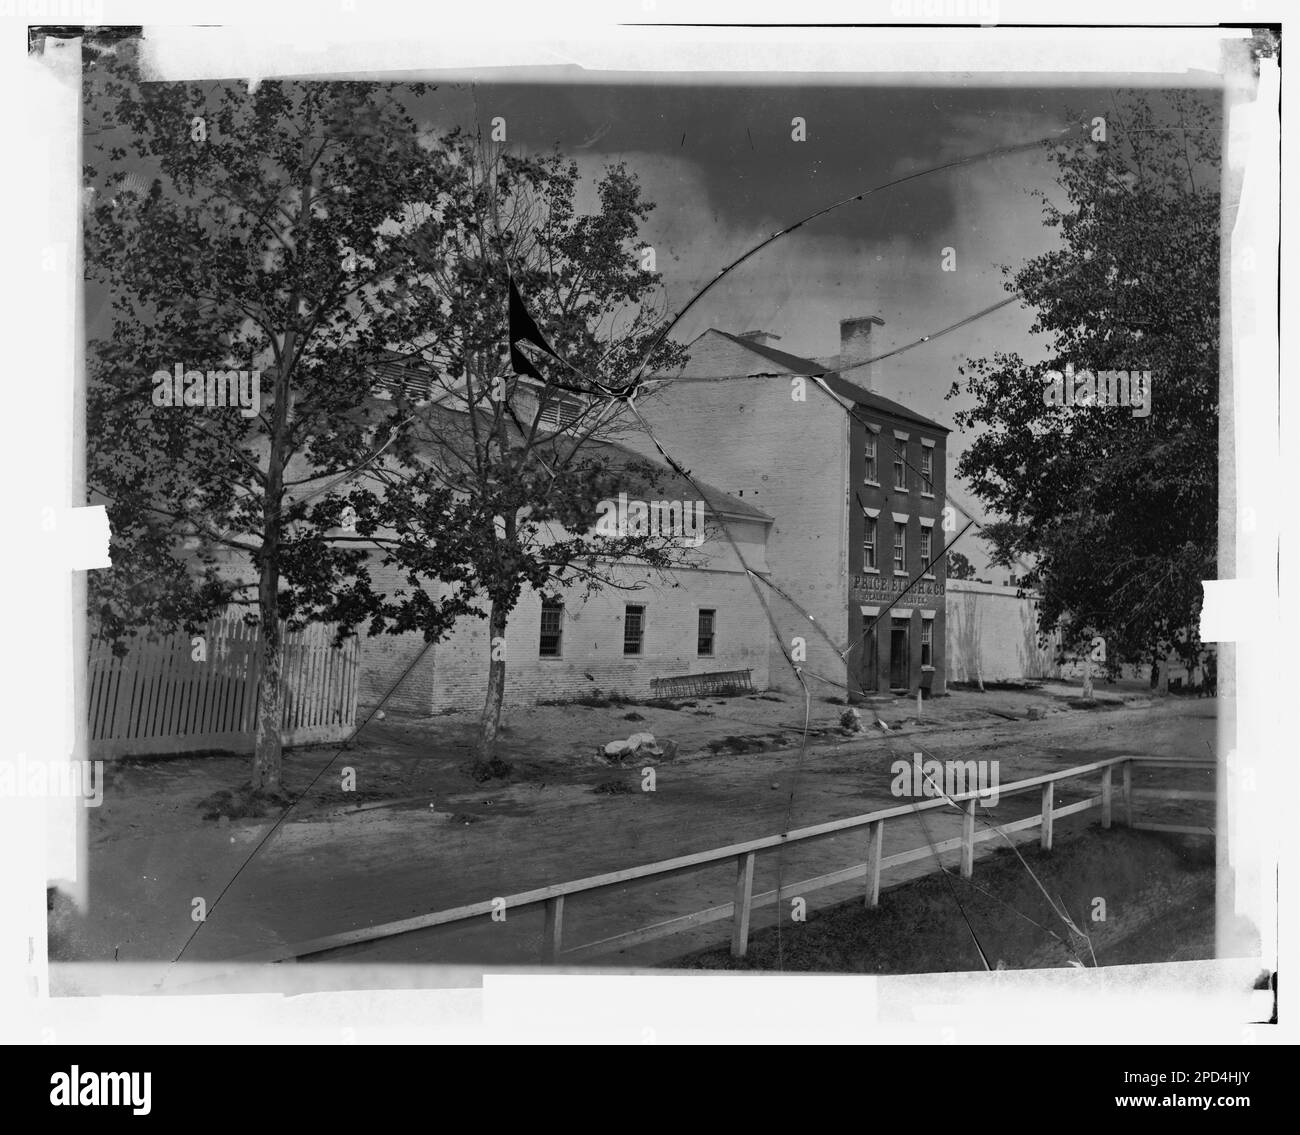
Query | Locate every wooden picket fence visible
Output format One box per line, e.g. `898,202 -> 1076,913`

87,615 -> 359,758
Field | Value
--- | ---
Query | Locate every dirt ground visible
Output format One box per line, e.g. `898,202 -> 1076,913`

55,680 -> 1218,972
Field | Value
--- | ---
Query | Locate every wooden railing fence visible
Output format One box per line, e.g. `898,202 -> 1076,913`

270,754 -> 1213,965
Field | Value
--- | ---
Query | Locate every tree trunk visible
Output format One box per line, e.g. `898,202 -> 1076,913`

1081,651 -> 1094,700
249,151 -> 310,794
250,361 -> 289,792
1156,653 -> 1170,696
251,401 -> 287,793
251,566 -> 283,792
476,597 -> 509,765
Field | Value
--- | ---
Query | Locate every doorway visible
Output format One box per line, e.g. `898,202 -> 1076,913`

889,618 -> 910,689
860,618 -> 878,693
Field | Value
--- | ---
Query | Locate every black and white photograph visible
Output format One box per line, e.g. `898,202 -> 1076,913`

2,2 -> 1291,1060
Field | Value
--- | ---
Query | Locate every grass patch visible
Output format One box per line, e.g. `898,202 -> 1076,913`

1064,697 -> 1125,710
593,780 -> 638,796
197,783 -> 291,821
672,827 -> 1214,973
311,784 -> 391,807
463,757 -> 513,783
947,680 -> 1046,693
705,735 -> 771,754
119,748 -> 244,767
538,690 -> 640,709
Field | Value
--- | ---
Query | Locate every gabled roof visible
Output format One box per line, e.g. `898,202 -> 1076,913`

681,329 -> 951,435
288,396 -> 773,525
710,330 -> 831,377
580,436 -> 773,523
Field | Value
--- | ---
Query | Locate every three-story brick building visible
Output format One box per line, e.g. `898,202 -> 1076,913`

619,317 -> 949,699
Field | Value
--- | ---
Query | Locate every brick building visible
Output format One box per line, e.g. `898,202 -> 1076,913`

188,369 -> 776,714
618,318 -> 950,699
352,436 -> 775,713
195,322 -> 949,713
340,387 -> 776,712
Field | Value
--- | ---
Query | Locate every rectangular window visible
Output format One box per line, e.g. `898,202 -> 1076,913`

894,442 -> 907,490
539,598 -> 563,657
921,447 -> 933,495
921,528 -> 932,574
624,604 -> 645,656
893,522 -> 906,573
697,609 -> 715,656
921,620 -> 933,667
863,516 -> 877,570
864,433 -> 878,483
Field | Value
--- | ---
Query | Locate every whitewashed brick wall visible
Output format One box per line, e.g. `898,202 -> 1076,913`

426,564 -> 770,711
354,556 -> 441,712
617,344 -> 850,694
944,579 -> 1061,683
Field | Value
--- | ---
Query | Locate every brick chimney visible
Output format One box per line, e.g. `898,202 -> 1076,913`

838,315 -> 885,389
737,329 -> 782,349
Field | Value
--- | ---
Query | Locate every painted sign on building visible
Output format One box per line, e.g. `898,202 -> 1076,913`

850,574 -> 945,609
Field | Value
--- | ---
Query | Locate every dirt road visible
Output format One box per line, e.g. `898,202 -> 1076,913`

66,691 -> 1215,970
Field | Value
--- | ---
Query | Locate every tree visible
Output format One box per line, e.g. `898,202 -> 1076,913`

84,53 -> 483,794
946,93 -> 1219,679
364,138 -> 690,769
85,48 -> 688,787
946,550 -> 977,580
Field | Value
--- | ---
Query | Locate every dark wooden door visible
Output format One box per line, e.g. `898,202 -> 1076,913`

889,624 -> 909,688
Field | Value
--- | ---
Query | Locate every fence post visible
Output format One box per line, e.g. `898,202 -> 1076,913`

1122,760 -> 1133,827
960,798 -> 976,878
731,851 -> 756,958
542,895 -> 565,963
864,819 -> 884,908
1101,766 -> 1113,829
1040,781 -> 1055,851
